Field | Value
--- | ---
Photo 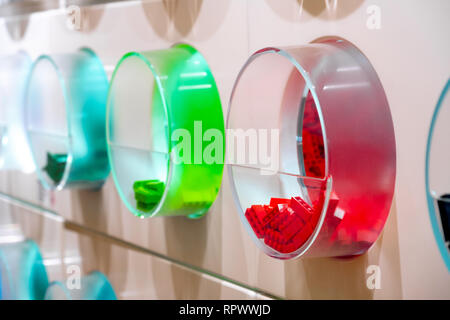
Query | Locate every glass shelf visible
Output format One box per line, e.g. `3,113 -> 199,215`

0,191 -> 282,299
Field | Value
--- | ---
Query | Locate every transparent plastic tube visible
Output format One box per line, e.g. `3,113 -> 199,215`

24,48 -> 110,190
44,271 -> 117,300
227,37 -> 396,259
0,239 -> 49,300
107,44 -> 224,218
0,52 -> 34,173
425,79 -> 450,270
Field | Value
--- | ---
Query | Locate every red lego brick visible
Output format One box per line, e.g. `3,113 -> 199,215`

279,216 -> 304,240
269,198 -> 290,207
290,196 -> 314,223
302,129 -> 325,178
244,207 -> 254,220
263,236 -> 272,247
279,203 -> 292,214
289,242 -> 299,253
251,205 -> 266,222
278,243 -> 295,254
245,208 -> 265,238
263,205 -> 275,215
247,194 -> 325,255
264,236 -> 278,251
265,229 -> 285,244
264,229 -> 294,253
261,209 -> 277,227
250,204 -> 277,227
302,91 -> 322,135
291,222 -> 313,247
269,207 -> 290,230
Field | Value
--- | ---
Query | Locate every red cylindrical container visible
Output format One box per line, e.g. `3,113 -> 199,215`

227,37 -> 396,259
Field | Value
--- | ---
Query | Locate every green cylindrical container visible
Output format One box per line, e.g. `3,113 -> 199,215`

107,44 -> 224,218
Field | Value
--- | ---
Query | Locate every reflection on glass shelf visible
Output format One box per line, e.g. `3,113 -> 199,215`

0,193 -> 282,299
0,197 -> 119,300
0,239 -> 49,300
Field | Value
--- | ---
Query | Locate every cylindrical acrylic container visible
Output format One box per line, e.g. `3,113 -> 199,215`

425,79 -> 450,270
24,48 -> 110,190
227,37 -> 396,259
0,239 -> 49,299
107,44 -> 224,218
44,271 -> 117,300
0,251 -> 9,300
0,52 -> 34,173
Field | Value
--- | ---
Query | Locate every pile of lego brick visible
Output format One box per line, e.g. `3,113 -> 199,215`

302,92 -> 322,136
245,196 -> 323,254
302,130 -> 325,178
302,91 -> 325,178
133,179 -> 164,212
43,152 -> 67,183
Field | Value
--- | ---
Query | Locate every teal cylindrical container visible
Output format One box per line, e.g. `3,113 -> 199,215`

24,48 -> 110,190
425,79 -> 450,270
45,271 -> 117,300
0,51 -> 34,173
0,239 -> 49,300
0,251 -> 7,299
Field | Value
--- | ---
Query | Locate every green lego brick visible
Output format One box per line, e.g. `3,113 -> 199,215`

136,201 -> 156,213
133,179 -> 165,213
134,188 -> 162,204
43,152 -> 67,184
133,180 -> 164,195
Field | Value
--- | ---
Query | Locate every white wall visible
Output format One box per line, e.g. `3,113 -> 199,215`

0,0 -> 449,299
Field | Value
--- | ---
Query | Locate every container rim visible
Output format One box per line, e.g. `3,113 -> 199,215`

425,78 -> 450,270
24,52 -> 73,190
